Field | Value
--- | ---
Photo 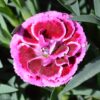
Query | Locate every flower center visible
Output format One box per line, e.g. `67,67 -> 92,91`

42,47 -> 49,57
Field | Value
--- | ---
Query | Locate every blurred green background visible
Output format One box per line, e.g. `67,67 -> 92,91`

0,0 -> 100,100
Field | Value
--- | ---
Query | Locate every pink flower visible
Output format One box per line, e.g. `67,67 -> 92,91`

10,11 -> 87,87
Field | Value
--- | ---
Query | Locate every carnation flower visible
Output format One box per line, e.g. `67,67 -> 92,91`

10,11 -> 87,87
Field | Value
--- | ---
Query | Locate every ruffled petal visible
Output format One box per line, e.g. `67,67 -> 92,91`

53,45 -> 69,57
32,20 -> 66,40
61,64 -> 73,76
67,42 -> 80,56
18,44 -> 36,69
55,57 -> 68,66
28,57 -> 42,74
64,20 -> 75,40
40,63 -> 60,77
22,24 -> 38,45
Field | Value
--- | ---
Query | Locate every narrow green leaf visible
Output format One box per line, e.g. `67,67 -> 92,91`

31,0 -> 39,12
0,24 -> 11,40
43,87 -> 53,92
50,88 -> 70,100
71,15 -> 100,25
20,83 -> 28,89
12,0 -> 26,8
11,93 -> 18,100
80,0 -> 87,14
0,94 -> 11,100
8,76 -> 16,87
77,96 -> 84,100
50,87 -> 69,100
57,0 -> 76,15
12,0 -> 32,20
94,0 -> 100,17
4,0 -> 9,4
8,59 -> 13,64
97,73 -> 100,88
0,60 -> 3,68
26,0 -> 36,15
71,0 -> 80,16
0,0 -> 6,7
15,0 -> 25,7
7,2 -> 16,7
0,84 -> 18,94
47,2 -> 52,11
72,87 -> 100,99
64,0 -> 76,5
57,0 -> 80,15
0,6 -> 20,27
0,40 -> 9,48
0,15 -> 9,33
20,94 -> 25,100
0,24 -> 11,48
20,6 -> 32,20
59,57 -> 100,99
50,87 -> 61,100
0,25 -> 10,48
12,0 -> 22,8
